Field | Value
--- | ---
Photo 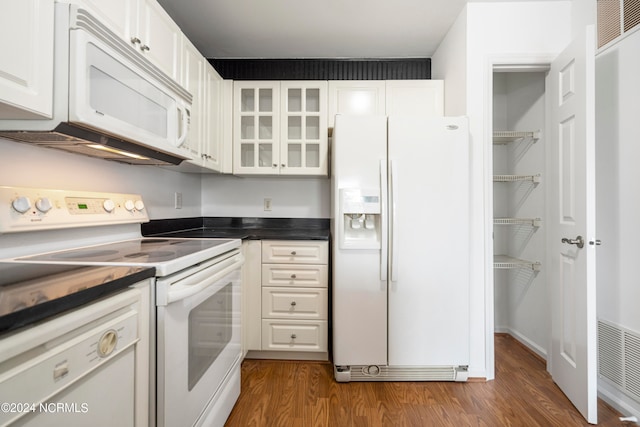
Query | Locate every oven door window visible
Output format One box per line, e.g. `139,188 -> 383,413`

188,282 -> 232,390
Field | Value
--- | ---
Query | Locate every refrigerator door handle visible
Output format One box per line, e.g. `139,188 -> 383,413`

380,159 -> 388,281
390,159 -> 399,282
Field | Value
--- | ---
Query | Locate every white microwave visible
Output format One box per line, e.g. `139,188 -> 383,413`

0,4 -> 192,165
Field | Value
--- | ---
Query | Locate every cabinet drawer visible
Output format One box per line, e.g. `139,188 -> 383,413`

261,320 -> 328,352
262,264 -> 328,288
261,241 -> 328,264
262,287 -> 328,319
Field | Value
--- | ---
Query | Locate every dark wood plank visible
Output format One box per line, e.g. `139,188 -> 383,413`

225,335 -> 626,426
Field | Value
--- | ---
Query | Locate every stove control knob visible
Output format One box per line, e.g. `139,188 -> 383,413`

134,200 -> 145,211
103,199 -> 115,213
124,200 -> 135,211
12,196 -> 31,214
35,197 -> 53,213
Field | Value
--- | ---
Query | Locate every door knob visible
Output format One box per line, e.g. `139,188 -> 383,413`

561,235 -> 584,248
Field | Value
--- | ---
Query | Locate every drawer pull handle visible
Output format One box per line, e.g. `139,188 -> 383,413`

290,274 -> 297,279
291,251 -> 297,255
291,334 -> 297,339
290,301 -> 297,306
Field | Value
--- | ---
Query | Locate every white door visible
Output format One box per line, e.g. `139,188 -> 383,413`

547,25 -> 597,424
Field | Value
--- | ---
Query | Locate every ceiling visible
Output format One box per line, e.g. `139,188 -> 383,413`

156,0 -> 472,59
156,0 -> 563,59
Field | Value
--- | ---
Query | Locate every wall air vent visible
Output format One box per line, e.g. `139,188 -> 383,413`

624,0 -> 640,32
598,318 -> 640,403
598,0 -> 621,47
598,0 -> 640,48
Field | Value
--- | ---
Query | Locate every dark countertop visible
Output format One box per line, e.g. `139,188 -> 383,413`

142,217 -> 330,241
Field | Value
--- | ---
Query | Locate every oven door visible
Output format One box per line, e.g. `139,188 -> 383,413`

156,251 -> 243,427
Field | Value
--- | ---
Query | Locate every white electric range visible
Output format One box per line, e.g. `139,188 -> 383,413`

0,186 -> 244,427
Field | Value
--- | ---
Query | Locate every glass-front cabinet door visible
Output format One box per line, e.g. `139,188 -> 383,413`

280,81 -> 328,176
233,82 -> 280,174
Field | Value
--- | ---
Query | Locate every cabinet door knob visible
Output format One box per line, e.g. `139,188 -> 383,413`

140,44 -> 150,52
290,274 -> 297,279
273,164 -> 278,167
291,334 -> 297,339
291,251 -> 297,255
281,164 -> 286,167
290,301 -> 297,306
130,37 -> 141,45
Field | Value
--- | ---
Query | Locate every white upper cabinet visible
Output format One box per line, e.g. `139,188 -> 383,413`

171,38 -> 231,173
327,81 -> 386,128
201,67 -> 232,173
233,81 -> 328,176
384,80 -> 444,116
72,0 -> 181,81
72,0 -> 137,43
137,0 -> 182,81
178,38 -> 204,160
0,0 -> 54,119
327,80 -> 444,128
280,81 -> 328,176
233,81 -> 281,175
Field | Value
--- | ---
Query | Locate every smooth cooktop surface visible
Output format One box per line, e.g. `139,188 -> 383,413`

0,262 -> 154,334
17,238 -> 235,264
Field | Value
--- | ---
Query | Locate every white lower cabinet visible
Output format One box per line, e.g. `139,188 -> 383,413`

243,240 -> 328,360
261,287 -> 328,319
241,240 -> 262,357
261,320 -> 328,352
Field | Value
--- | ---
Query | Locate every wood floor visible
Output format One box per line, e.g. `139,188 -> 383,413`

225,334 -> 626,426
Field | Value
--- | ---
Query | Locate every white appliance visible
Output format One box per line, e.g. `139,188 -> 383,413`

331,115 -> 470,382
0,271 -> 150,427
0,186 -> 243,427
0,4 -> 192,166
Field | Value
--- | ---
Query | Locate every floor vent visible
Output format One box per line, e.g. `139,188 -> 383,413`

598,319 -> 640,403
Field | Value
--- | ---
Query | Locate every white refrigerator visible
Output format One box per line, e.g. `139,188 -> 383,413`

331,114 -> 470,382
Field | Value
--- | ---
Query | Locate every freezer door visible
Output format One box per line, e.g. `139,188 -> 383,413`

387,116 -> 470,366
331,115 -> 388,366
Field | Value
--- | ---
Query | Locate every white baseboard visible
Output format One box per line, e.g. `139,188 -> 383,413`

496,328 -> 547,361
598,380 -> 640,425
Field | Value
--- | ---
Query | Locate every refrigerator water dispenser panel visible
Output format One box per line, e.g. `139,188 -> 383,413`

339,188 -> 381,249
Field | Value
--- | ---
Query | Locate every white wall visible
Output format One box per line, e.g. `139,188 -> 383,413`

0,138 -> 202,219
571,0 -> 597,40
434,0 -> 572,379
201,175 -> 330,218
595,28 -> 640,418
431,6 -> 467,115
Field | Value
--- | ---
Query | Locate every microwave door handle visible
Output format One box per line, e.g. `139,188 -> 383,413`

176,104 -> 189,147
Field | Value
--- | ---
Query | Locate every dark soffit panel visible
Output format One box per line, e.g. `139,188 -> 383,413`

208,58 -> 432,80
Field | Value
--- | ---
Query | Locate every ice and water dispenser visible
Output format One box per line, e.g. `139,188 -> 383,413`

338,188 -> 382,249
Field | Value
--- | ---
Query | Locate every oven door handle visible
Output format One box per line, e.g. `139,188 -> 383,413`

164,254 -> 243,305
